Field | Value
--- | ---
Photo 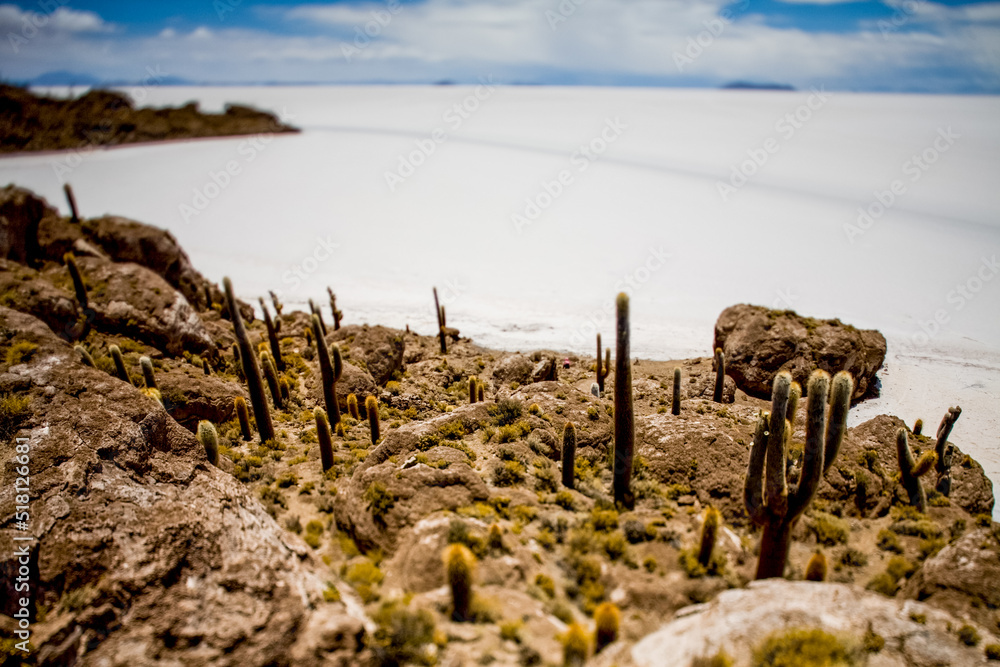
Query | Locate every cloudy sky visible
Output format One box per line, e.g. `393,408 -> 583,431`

1,0 -> 999,92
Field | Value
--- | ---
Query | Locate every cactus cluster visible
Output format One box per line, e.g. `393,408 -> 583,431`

562,421 -> 577,490
612,292 -> 635,509
595,333 -> 610,394
225,276 -> 274,444
897,428 -> 937,513
743,369 -> 853,579
935,406 -> 962,496
433,287 -> 447,354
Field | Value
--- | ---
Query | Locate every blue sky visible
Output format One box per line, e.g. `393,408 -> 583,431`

2,0 -> 999,92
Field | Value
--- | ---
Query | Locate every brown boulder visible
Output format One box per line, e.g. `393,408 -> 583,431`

0,307 -> 371,665
0,184 -> 56,266
331,324 -> 405,386
713,304 -> 886,401
493,354 -> 534,386
157,365 -> 248,432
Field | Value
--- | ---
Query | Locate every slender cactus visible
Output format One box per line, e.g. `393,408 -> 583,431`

469,377 -> 478,404
204,285 -> 214,310
140,356 -> 157,390
596,333 -> 610,393
786,382 -> 802,429
198,421 -> 219,466
433,287 -> 447,354
562,624 -> 589,667
366,395 -> 380,445
712,347 -> 725,403
75,345 -> 95,367
63,252 -> 88,310
697,506 -> 720,568
671,367 -> 681,416
897,428 -> 937,513
913,418 -> 923,436
268,290 -> 283,317
593,602 -> 620,653
347,393 -> 360,420
477,383 -> 485,403
744,369 -> 854,580
258,298 -> 285,370
327,287 -> 342,330
934,406 -> 962,496
562,422 -> 577,490
312,314 -> 340,423
224,276 -> 274,444
235,396 -> 252,441
64,183 -> 80,223
612,293 -> 634,509
443,544 -> 475,622
316,407 -> 334,473
109,345 -> 129,383
309,299 -> 327,336
260,351 -> 283,409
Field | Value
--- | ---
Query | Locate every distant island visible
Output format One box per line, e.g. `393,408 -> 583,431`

0,84 -> 298,154
721,81 -> 796,91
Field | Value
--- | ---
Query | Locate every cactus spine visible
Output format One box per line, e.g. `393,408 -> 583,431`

109,345 -> 129,383
260,351 -> 283,409
234,396 -> 252,441
198,421 -> 219,466
75,345 -> 95,367
671,367 -> 681,416
805,551 -> 827,582
259,298 -> 285,371
433,287 -> 447,354
316,407 -> 334,472
443,543 -> 475,622
934,406 -> 961,496
897,427 -> 936,513
64,183 -> 80,223
347,393 -> 360,420
366,395 -> 380,445
712,347 -> 725,403
224,276 -> 274,444
612,292 -> 634,510
562,421 -> 577,490
596,333 -> 610,393
593,602 -> 620,653
697,506 -> 721,568
913,418 -> 923,436
744,369 -> 853,579
327,287 -> 342,330
63,252 -> 88,310
140,356 -> 157,390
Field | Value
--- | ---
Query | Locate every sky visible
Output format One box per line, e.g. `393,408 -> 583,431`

1,0 -> 999,92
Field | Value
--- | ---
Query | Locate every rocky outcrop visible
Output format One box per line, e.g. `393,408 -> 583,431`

331,325 -> 405,386
714,304 -> 886,402
592,579 -> 997,666
492,354 -> 534,386
0,84 -> 298,154
0,185 -> 56,266
0,307 -> 371,666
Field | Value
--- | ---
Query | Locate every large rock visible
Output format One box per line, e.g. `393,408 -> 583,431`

0,184 -> 56,266
0,307 -> 371,665
714,304 -> 886,402
331,324 -> 405,386
492,354 -> 534,386
592,580 -> 997,667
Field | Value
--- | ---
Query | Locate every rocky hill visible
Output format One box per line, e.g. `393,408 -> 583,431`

0,85 -> 297,154
0,184 -> 997,665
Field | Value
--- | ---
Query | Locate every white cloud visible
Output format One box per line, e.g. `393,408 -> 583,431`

0,4 -> 111,33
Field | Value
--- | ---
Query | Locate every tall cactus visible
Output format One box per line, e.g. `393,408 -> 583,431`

897,428 -> 937,513
562,422 -> 577,490
913,418 -> 923,437
934,406 -> 962,496
109,344 -> 130,383
235,396 -> 252,441
327,287 -> 343,331
596,333 -> 610,394
63,183 -> 80,223
671,367 -> 681,416
140,356 -> 157,390
258,298 -> 285,371
612,292 -> 634,509
347,393 -> 360,420
477,382 -> 485,403
468,377 -> 478,404
316,407 -> 335,473
443,544 -> 475,622
712,348 -> 725,403
433,287 -> 447,354
312,314 -> 342,424
224,276 -> 274,444
260,351 -> 283,410
63,253 -> 88,310
367,395 -> 380,445
268,290 -> 283,317
744,369 -> 853,579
